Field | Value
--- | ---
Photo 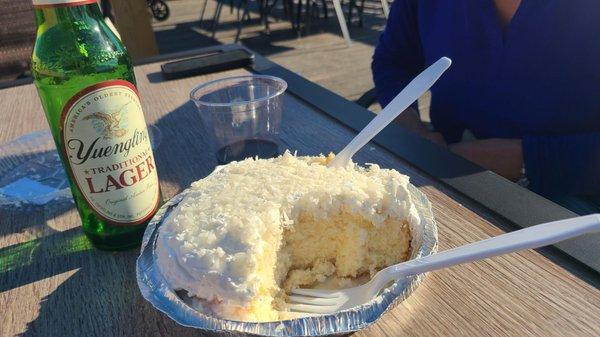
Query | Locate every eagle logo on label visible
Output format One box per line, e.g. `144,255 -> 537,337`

82,102 -> 130,139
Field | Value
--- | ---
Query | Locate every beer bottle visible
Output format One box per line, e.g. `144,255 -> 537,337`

31,0 -> 162,250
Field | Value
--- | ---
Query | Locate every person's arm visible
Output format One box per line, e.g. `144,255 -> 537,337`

397,107 -> 447,146
372,0 -> 445,145
449,139 -> 523,181
523,133 -> 600,196
449,134 -> 600,196
372,0 -> 423,107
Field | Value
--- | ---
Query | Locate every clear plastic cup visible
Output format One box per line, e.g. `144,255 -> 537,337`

190,75 -> 287,164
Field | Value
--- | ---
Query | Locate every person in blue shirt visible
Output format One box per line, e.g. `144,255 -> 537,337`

372,0 -> 600,213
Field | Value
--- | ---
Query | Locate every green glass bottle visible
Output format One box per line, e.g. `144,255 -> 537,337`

31,0 -> 162,250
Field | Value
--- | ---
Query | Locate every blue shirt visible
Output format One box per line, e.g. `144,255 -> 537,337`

372,0 -> 600,197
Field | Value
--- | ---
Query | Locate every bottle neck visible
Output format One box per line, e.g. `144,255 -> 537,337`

34,1 -> 104,31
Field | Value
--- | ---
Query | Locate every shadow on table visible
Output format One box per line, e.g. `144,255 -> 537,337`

4,228 -> 353,337
155,21 -> 221,55
0,227 -> 86,293
150,100 -> 220,187
1,230 -> 194,337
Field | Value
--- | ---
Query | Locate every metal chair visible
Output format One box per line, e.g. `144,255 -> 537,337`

200,0 -> 273,41
355,88 -> 377,108
331,0 -> 389,47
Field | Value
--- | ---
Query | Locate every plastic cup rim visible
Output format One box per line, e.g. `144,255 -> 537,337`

189,75 -> 288,107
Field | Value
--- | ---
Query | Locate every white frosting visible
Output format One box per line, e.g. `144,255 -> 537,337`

155,152 -> 419,314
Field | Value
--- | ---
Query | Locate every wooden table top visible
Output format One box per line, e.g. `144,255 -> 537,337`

1,55 -> 599,337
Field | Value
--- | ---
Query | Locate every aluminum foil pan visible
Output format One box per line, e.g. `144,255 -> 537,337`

137,168 -> 438,336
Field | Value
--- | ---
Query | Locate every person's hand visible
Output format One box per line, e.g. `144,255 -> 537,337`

449,139 -> 523,181
394,107 -> 446,146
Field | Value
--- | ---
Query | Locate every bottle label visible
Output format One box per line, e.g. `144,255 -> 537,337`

60,80 -> 160,225
33,0 -> 98,8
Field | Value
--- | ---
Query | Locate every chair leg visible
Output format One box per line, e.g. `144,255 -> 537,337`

355,88 -> 378,108
332,0 -> 351,46
235,0 -> 250,41
230,0 -> 234,13
262,0 -> 271,34
211,1 -> 224,38
380,0 -> 389,18
198,0 -> 209,26
259,0 -> 265,24
288,0 -> 296,31
296,0 -> 303,37
305,0 -> 313,34
244,0 -> 252,21
348,0 -> 355,27
268,0 -> 280,23
321,0 -> 328,20
358,0 -> 365,27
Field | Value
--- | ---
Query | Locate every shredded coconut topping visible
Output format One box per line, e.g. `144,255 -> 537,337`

156,152 -> 418,321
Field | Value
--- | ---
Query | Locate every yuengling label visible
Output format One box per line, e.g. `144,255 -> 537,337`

60,80 -> 160,225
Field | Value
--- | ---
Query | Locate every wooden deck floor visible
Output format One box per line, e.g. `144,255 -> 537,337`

154,0 -> 387,106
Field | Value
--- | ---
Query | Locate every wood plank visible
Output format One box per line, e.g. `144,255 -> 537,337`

0,59 -> 599,337
110,0 -> 158,60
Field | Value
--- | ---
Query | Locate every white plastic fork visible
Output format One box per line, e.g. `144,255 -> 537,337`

287,214 -> 600,314
328,56 -> 452,168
